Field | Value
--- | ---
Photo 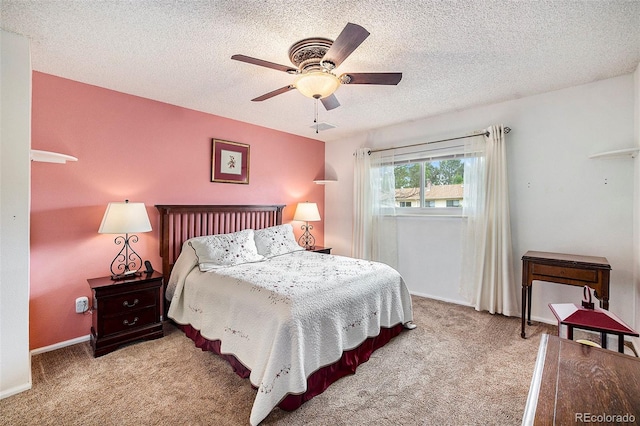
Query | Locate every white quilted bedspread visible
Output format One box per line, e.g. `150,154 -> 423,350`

167,249 -> 413,425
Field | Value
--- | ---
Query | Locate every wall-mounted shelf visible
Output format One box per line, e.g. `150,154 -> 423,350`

30,150 -> 78,163
588,148 -> 639,159
314,164 -> 338,184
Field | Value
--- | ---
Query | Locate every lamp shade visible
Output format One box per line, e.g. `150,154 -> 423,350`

294,202 -> 321,222
295,72 -> 340,99
98,201 -> 152,234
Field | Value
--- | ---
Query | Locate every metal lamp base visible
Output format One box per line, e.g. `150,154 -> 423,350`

109,233 -> 143,279
298,223 -> 316,249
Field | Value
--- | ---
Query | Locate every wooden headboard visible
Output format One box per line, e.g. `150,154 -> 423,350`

155,204 -> 285,280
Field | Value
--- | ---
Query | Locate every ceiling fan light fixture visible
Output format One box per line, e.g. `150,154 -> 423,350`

294,72 -> 340,99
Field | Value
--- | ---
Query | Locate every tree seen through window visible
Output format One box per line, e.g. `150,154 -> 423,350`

394,159 -> 464,208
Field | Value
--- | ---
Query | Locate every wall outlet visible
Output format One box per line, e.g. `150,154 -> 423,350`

75,296 -> 89,313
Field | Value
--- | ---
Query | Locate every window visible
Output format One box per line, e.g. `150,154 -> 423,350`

394,158 -> 464,211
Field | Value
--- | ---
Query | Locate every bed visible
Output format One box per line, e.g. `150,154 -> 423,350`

156,204 -> 414,425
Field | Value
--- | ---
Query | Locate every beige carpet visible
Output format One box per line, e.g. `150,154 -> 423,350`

1,297 -> 557,426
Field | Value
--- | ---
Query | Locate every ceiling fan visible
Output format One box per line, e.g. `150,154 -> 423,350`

231,23 -> 402,113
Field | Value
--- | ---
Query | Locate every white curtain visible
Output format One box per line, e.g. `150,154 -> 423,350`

460,125 -> 518,316
352,148 -> 372,260
352,148 -> 398,268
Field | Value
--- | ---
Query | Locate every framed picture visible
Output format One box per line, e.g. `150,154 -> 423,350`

211,139 -> 250,184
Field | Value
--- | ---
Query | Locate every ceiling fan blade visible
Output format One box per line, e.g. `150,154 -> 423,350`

251,85 -> 295,102
231,54 -> 297,73
322,23 -> 370,68
340,72 -> 403,85
321,94 -> 340,110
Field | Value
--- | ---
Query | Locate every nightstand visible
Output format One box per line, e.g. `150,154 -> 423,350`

88,271 -> 164,357
307,246 -> 332,254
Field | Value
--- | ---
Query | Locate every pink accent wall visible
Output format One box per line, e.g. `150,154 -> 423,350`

30,72 -> 325,350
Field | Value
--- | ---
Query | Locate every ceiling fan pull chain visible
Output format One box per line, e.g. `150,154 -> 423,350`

314,98 -> 319,133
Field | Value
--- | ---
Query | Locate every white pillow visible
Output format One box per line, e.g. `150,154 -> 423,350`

187,229 -> 264,271
254,224 -> 304,258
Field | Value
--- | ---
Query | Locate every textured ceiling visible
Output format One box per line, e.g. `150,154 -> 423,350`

2,1 -> 639,142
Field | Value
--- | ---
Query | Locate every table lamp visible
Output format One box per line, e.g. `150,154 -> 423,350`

98,200 -> 152,279
293,202 -> 321,249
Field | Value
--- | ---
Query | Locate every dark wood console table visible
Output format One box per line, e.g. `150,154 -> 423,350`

523,334 -> 639,425
521,251 -> 610,338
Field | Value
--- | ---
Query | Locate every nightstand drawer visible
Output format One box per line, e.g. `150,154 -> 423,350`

532,264 -> 598,283
103,306 -> 158,335
103,288 -> 157,312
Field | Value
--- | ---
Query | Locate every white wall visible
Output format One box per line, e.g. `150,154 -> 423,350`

326,74 -> 636,327
396,216 -> 465,305
0,30 -> 32,398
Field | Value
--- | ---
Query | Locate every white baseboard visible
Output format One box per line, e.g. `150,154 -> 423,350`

30,334 -> 90,355
409,290 -> 473,307
528,314 -> 557,326
0,381 -> 32,400
2,335 -> 90,400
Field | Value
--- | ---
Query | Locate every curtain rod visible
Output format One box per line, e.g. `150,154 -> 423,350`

368,127 -> 511,155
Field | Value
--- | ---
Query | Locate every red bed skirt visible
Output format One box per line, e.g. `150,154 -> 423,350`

180,322 -> 404,411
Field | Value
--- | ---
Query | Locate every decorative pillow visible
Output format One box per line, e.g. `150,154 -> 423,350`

254,224 -> 304,258
187,229 -> 264,271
